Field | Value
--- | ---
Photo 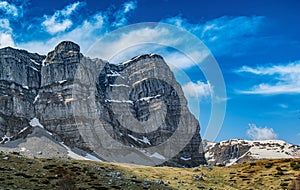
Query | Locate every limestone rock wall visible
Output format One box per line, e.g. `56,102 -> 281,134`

0,41 -> 206,167
0,47 -> 45,139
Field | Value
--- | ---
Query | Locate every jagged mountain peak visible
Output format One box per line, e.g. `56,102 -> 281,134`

45,41 -> 81,64
53,41 -> 80,54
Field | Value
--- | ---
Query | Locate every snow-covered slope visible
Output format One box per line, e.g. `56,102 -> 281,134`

0,119 -> 102,162
203,139 -> 300,166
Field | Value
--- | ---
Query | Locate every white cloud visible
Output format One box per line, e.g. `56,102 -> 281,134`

163,50 -> 209,70
112,1 -> 137,27
0,33 -> 15,47
0,18 -> 15,48
42,1 -> 85,34
19,12 -> 106,54
18,2 -> 101,53
247,123 -> 278,140
182,81 -> 212,99
180,80 -> 213,122
18,13 -> 105,54
42,18 -> 73,35
18,1 -> 137,54
0,1 -> 18,17
236,61 -> 300,95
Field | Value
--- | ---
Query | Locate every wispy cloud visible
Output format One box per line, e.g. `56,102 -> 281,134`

236,61 -> 300,95
0,1 -> 18,17
5,1 -> 264,66
87,23 -> 210,70
60,1 -> 83,16
123,1 -> 137,13
247,123 -> 278,140
112,1 -> 137,27
278,104 -> 288,109
0,0 -> 266,58
0,18 -> 12,33
164,15 -> 265,56
42,1 -> 86,34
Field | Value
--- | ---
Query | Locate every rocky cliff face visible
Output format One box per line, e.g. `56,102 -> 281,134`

0,47 -> 45,142
0,41 -> 206,167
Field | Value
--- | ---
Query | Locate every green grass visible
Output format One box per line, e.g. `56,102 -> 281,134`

0,152 -> 172,190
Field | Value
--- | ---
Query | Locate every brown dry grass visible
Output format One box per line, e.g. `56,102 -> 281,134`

1,151 -> 299,190
109,158 -> 300,190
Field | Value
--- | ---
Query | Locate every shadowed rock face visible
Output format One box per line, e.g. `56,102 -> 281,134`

0,41 -> 206,167
0,47 -> 45,140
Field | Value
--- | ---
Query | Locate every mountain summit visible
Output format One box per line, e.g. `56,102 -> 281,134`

0,41 -> 206,167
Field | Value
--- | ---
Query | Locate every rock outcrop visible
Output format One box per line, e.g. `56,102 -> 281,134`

0,41 -> 206,167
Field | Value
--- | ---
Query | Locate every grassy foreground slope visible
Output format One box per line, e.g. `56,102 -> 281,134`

118,159 -> 300,190
0,152 -> 299,190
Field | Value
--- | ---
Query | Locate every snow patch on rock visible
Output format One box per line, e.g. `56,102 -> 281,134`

29,118 -> 44,129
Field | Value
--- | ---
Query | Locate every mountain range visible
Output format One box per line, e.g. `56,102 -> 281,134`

1,41 -> 300,168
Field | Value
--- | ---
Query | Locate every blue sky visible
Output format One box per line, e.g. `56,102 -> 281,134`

1,0 -> 300,145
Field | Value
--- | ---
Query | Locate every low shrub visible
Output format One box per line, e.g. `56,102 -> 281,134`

277,171 -> 284,175
57,174 -> 75,190
290,162 -> 300,170
264,163 -> 273,169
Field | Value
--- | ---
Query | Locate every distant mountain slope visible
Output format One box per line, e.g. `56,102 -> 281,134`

203,139 -> 300,166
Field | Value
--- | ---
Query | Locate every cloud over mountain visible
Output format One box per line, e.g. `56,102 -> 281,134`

247,123 -> 278,140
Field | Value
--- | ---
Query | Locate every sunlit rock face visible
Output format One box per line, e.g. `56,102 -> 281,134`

0,41 -> 206,167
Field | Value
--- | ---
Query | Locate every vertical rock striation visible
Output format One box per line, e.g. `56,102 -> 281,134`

0,41 -> 206,167
0,47 -> 45,142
